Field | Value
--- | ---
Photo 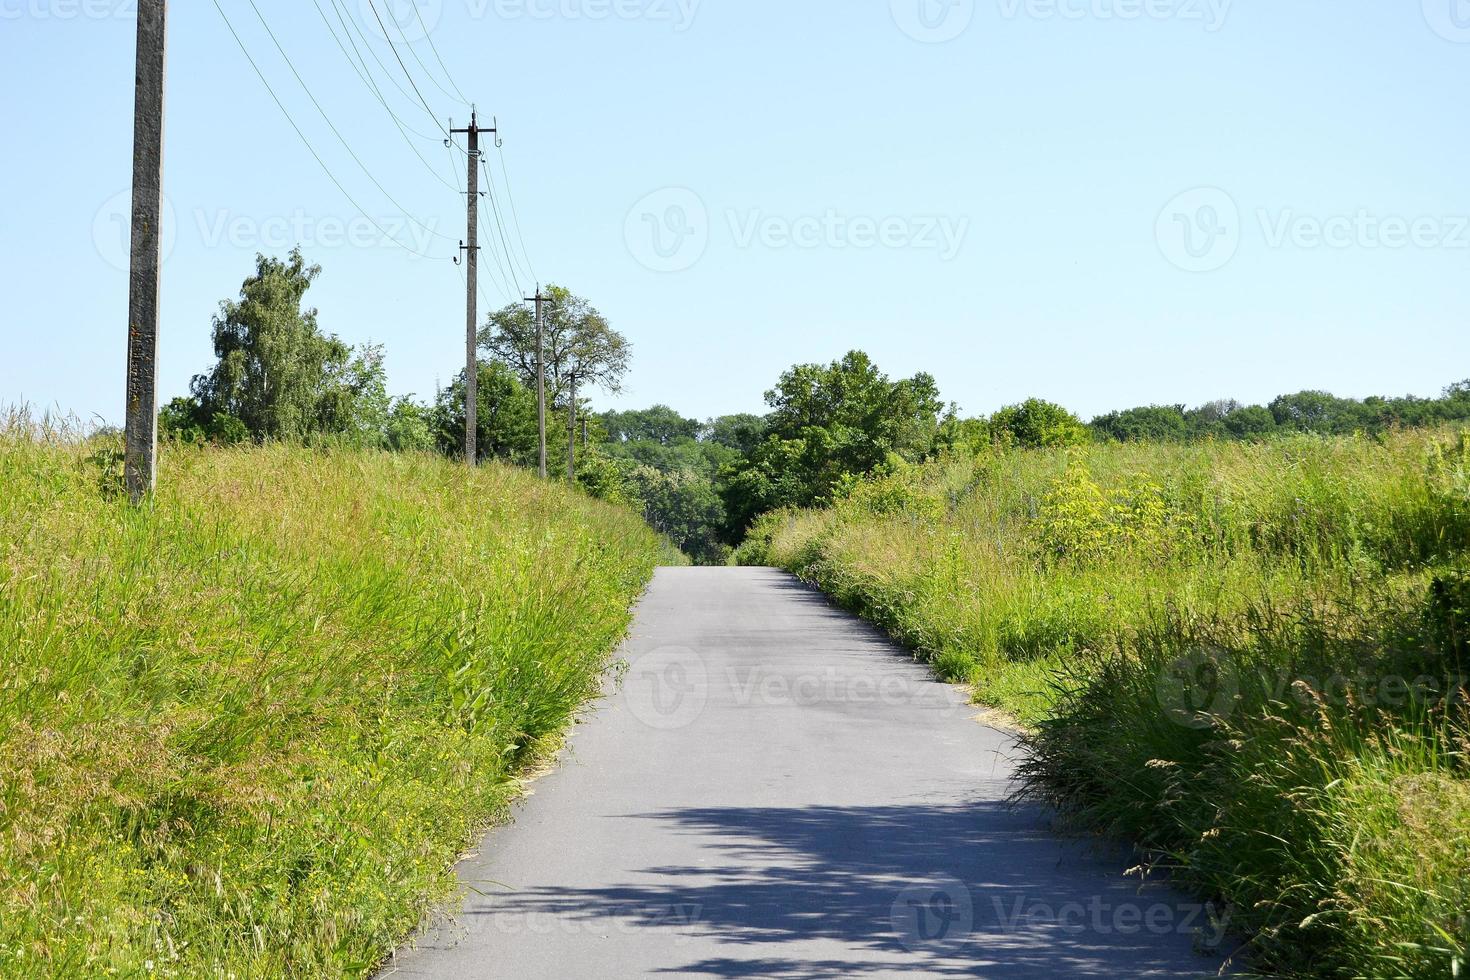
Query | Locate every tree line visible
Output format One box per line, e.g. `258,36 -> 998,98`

162,250 -> 1469,563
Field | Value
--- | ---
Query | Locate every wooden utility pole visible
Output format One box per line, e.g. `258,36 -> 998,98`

451,111 -> 494,466
567,375 -> 578,483
524,287 -> 554,479
125,0 -> 167,504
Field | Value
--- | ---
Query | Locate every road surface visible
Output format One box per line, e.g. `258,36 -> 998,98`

384,567 -> 1232,979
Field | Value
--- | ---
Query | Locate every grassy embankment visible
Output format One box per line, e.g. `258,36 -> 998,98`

740,430 -> 1470,978
0,427 -> 673,977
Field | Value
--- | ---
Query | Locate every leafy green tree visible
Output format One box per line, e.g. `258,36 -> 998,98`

1221,405 -> 1277,439
717,351 -> 944,539
386,397 -> 435,453
990,398 -> 1089,449
704,413 -> 768,455
481,285 -> 630,411
626,465 -> 728,564
433,362 -> 538,463
190,250 -> 376,442
602,405 -> 701,445
1091,405 -> 1190,442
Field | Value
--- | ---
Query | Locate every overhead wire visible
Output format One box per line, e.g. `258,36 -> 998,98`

210,0 -> 448,260
482,156 -> 529,294
495,142 -> 540,284
325,0 -> 443,137
362,0 -> 446,136
447,140 -> 513,304
383,0 -> 471,109
413,2 -> 472,106
243,0 -> 457,245
310,0 -> 457,193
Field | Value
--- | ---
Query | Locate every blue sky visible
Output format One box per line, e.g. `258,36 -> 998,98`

2,0 -> 1467,425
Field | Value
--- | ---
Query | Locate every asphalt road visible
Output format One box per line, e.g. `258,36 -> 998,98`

384,567 -> 1233,979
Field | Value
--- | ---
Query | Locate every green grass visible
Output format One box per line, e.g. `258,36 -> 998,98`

746,429 -> 1470,977
0,428 -> 668,977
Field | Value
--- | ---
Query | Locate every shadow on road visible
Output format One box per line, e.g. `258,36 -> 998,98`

460,800 -> 1233,978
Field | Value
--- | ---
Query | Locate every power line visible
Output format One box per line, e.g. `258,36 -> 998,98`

310,0 -> 457,192
363,0 -> 445,135
244,0 -> 456,245
449,140 -> 512,303
413,2 -> 471,106
210,0 -> 448,259
387,1 -> 471,109
496,143 -> 540,283
326,0 -> 442,137
482,156 -> 529,294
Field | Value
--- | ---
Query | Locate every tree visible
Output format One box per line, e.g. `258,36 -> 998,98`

433,362 -> 538,463
626,465 -> 728,564
1090,405 -> 1190,443
716,351 -> 945,540
386,397 -> 435,453
990,399 -> 1089,449
705,414 -> 767,455
602,405 -> 701,445
190,249 -> 376,442
480,285 -> 630,411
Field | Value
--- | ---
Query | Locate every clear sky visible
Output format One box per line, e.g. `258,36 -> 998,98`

2,0 -> 1467,425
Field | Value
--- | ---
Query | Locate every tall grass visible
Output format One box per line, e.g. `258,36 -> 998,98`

746,429 -> 1470,977
0,425 -> 667,976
